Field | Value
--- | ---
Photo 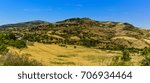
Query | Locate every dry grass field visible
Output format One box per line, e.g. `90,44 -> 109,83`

8,42 -> 143,66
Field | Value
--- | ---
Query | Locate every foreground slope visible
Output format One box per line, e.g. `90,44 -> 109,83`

8,43 -> 143,66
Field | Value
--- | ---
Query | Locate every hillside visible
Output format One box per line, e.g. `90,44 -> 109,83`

0,20 -> 50,29
0,18 -> 150,66
1,18 -> 149,50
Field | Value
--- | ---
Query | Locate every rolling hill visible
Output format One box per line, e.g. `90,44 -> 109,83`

1,18 -> 149,49
0,20 -> 50,29
0,18 -> 150,66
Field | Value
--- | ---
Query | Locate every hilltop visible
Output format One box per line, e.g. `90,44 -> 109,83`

0,20 -> 50,29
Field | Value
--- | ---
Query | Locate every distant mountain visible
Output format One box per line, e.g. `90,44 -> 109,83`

0,20 -> 50,28
56,18 -> 96,24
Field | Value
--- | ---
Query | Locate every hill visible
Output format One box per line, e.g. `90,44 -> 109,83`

0,17 -> 150,66
0,20 -> 50,29
1,18 -> 150,50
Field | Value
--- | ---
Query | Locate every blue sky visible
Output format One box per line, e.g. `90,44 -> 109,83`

0,0 -> 150,28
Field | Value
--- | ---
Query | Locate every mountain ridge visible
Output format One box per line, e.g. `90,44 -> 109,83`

0,20 -> 50,28
0,18 -> 140,29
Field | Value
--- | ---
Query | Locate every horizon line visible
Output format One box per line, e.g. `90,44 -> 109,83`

0,18 -> 149,29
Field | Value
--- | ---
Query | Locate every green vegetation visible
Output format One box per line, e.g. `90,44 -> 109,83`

109,50 -> 132,66
141,47 -> 150,66
0,32 -> 27,50
0,44 -> 8,54
0,18 -> 150,66
121,50 -> 131,61
0,32 -> 28,66
13,40 -> 27,49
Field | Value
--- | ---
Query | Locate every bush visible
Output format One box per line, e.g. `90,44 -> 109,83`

8,40 -> 27,49
4,53 -> 43,66
141,58 -> 150,66
141,47 -> 150,66
8,33 -> 17,40
0,44 -> 8,54
110,56 -> 133,66
14,40 -> 27,49
8,39 -> 27,49
121,50 -> 131,61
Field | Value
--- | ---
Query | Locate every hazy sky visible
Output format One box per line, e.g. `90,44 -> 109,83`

0,0 -> 150,28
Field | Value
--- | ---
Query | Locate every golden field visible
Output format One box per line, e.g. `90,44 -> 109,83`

8,42 -> 143,66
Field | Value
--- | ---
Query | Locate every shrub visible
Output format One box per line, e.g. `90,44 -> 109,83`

141,47 -> 150,66
4,53 -> 43,66
8,33 -> 17,40
110,56 -> 133,66
141,58 -> 150,66
121,50 -> 131,61
0,44 -> 8,54
14,40 -> 27,49
8,40 -> 27,49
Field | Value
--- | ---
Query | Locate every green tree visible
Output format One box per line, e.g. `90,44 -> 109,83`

141,47 -> 150,66
14,40 -> 27,49
0,44 -> 8,54
121,50 -> 131,61
8,33 -> 17,40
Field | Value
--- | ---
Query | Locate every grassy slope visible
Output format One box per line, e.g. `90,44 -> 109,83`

112,36 -> 150,49
8,43 -> 143,66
